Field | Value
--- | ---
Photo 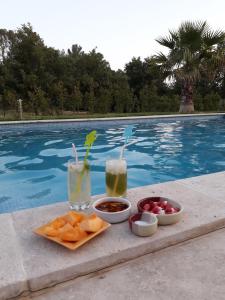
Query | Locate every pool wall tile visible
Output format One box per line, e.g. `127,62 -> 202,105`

0,113 -> 224,131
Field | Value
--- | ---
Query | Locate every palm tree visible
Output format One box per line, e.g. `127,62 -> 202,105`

155,21 -> 225,113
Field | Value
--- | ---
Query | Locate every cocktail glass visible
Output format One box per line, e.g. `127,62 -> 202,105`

68,160 -> 91,210
105,158 -> 127,197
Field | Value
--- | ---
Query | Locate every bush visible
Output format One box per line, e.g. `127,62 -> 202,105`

203,92 -> 221,111
193,92 -> 204,111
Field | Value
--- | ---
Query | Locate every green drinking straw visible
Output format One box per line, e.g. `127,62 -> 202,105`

84,130 -> 97,162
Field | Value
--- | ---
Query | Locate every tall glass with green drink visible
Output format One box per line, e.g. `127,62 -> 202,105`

68,160 -> 91,210
106,158 -> 127,197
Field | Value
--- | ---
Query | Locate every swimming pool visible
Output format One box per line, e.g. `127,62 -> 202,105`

0,115 -> 225,213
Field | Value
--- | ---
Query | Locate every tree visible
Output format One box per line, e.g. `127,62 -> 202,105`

50,81 -> 67,114
96,87 -> 112,113
125,57 -> 146,98
28,87 -> 49,115
155,21 -> 225,113
111,70 -> 133,113
0,22 -> 224,116
203,92 -> 221,111
139,84 -> 159,112
0,29 -> 14,63
70,83 -> 83,112
0,89 -> 16,116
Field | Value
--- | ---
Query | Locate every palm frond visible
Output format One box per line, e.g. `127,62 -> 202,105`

154,20 -> 225,85
155,35 -> 175,49
169,30 -> 179,42
183,48 -> 194,63
203,29 -> 225,47
153,52 -> 168,64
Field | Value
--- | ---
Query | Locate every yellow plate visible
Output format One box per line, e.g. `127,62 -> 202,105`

34,213 -> 111,250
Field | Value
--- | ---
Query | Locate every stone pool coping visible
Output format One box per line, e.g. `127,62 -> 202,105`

0,112 -> 224,125
1,171 -> 225,299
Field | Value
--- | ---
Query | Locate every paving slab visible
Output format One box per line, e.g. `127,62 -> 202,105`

0,213 -> 27,300
11,178 -> 225,293
33,228 -> 225,300
179,171 -> 225,199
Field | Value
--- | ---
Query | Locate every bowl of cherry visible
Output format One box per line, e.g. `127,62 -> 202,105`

137,196 -> 183,225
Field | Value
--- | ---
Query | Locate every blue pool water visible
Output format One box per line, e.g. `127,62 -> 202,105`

0,116 -> 225,213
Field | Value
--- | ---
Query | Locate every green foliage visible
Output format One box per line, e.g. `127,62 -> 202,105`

0,89 -> 17,115
28,87 -> 49,115
193,92 -> 204,111
0,22 -> 224,118
155,21 -> 225,83
155,20 -> 225,111
203,92 -> 221,111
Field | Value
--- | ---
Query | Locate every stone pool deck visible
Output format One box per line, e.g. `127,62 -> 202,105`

1,171 -> 225,299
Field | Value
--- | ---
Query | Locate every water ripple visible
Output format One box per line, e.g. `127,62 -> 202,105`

0,117 -> 225,213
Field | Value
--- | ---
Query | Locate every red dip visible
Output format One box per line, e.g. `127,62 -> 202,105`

96,201 -> 128,212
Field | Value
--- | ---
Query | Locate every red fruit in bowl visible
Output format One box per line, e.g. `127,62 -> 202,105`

165,207 -> 175,214
158,200 -> 168,209
149,200 -> 155,206
152,202 -> 159,208
157,202 -> 163,208
143,203 -> 151,211
165,203 -> 172,210
151,206 -> 161,214
174,207 -> 180,213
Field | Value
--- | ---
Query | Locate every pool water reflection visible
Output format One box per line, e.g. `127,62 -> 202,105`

0,117 -> 225,213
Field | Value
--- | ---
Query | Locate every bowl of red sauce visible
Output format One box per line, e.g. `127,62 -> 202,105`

92,197 -> 131,223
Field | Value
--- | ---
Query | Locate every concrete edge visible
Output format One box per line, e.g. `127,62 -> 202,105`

0,215 -> 28,300
16,217 -> 225,294
2,171 -> 225,299
0,112 -> 224,125
17,226 -> 225,300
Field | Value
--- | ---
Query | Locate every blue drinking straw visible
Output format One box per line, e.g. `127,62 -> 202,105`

120,125 -> 135,159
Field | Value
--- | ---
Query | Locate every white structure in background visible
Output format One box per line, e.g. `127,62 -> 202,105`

17,99 -> 23,120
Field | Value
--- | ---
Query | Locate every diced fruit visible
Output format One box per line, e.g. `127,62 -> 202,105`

50,217 -> 66,229
43,226 -> 59,237
147,202 -> 158,211
79,214 -> 103,232
143,203 -> 151,211
165,203 -> 172,210
158,200 -> 168,209
165,207 -> 175,214
60,226 -> 87,242
151,206 -> 161,214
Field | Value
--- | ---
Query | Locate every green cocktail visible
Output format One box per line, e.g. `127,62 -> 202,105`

68,160 -> 91,210
106,159 -> 127,197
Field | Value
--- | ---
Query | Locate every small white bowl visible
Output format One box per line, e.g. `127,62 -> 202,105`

129,212 -> 158,237
92,197 -> 131,224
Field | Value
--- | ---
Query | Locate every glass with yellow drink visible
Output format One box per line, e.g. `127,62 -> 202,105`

105,158 -> 127,197
68,160 -> 91,210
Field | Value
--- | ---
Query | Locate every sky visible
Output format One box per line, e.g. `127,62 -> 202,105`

1,0 -> 225,70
